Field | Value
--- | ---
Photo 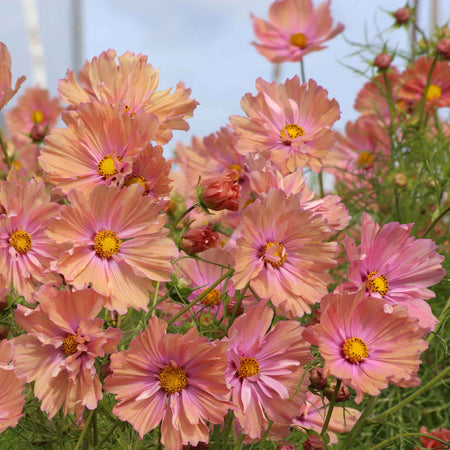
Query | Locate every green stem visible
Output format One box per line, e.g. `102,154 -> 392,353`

422,205 -> 450,238
74,409 -> 96,450
222,410 -> 234,449
370,366 -> 450,423
234,432 -> 245,450
369,432 -> 450,450
174,202 -> 199,229
95,419 -> 121,449
300,59 -> 306,84
167,267 -> 234,325
92,410 -> 98,447
259,420 -> 273,449
0,130 -> 11,170
417,56 -> 438,131
320,379 -> 341,437
427,296 -> 450,346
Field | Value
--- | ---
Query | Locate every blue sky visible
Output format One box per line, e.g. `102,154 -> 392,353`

1,0 -> 448,153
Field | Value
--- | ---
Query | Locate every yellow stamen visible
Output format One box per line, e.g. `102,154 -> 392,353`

93,230 -> 121,259
123,105 -> 136,118
290,33 -> 308,49
97,154 -> 122,178
425,84 -> 442,101
365,271 -> 389,296
261,241 -> 287,268
124,174 -> 147,192
159,366 -> 187,394
62,334 -> 78,356
357,151 -> 375,169
9,230 -> 32,254
31,110 -> 45,124
201,288 -> 221,306
237,357 -> 260,378
280,124 -> 305,142
343,337 -> 369,364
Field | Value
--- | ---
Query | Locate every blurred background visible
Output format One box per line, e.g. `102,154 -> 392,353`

0,0 -> 448,153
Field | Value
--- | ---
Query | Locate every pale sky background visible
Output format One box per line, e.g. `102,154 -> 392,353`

1,0 -> 449,154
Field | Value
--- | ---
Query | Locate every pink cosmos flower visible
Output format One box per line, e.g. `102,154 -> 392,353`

233,188 -> 337,318
12,286 -> 121,421
306,289 -> 428,404
58,49 -> 198,145
47,184 -> 178,313
0,339 -> 26,432
230,76 -> 341,173
104,316 -> 231,448
0,42 -> 26,111
224,300 -> 312,439
293,392 -> 361,444
0,179 -> 64,301
343,213 -> 445,332
40,102 -> 159,197
5,86 -> 62,144
251,0 -> 344,63
415,427 -> 450,449
399,57 -> 450,109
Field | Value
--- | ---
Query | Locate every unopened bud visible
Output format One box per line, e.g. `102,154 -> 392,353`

226,298 -> 244,317
310,367 -> 328,390
30,123 -> 47,142
277,443 -> 297,450
374,53 -> 393,70
325,379 -> 350,402
0,324 -> 9,340
181,226 -> 219,255
437,38 -> 450,59
393,173 -> 408,187
394,7 -> 410,24
100,360 -> 112,379
303,435 -> 326,450
200,172 -> 240,212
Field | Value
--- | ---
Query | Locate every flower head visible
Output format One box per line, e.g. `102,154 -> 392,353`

224,300 -> 312,439
415,426 -> 450,449
251,0 -> 344,63
230,77 -> 340,173
104,316 -> 231,447
12,286 -> 121,420
306,289 -> 428,403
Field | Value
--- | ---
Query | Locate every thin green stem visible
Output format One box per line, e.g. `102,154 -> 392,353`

427,296 -> 450,346
417,56 -> 438,131
74,409 -> 96,450
259,420 -> 273,449
318,172 -> 324,198
222,410 -> 234,449
370,366 -> 450,423
422,205 -> 450,238
0,130 -> 11,170
95,419 -> 121,449
92,410 -> 98,447
173,202 -> 199,229
167,267 -> 234,325
300,59 -> 306,83
320,379 -> 341,437
369,432 -> 450,450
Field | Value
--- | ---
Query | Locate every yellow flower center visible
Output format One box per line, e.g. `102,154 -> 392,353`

31,109 -> 45,124
97,154 -> 122,178
93,230 -> 121,259
365,271 -> 389,296
159,366 -> 187,394
237,357 -> 260,378
343,337 -> 369,364
290,32 -> 308,49
9,230 -> 32,254
124,174 -> 147,192
357,151 -> 375,169
62,334 -> 78,356
425,84 -> 442,101
261,241 -> 287,268
201,288 -> 221,306
280,124 -> 305,142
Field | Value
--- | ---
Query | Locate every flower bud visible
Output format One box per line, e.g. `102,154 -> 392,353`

181,226 -> 219,255
30,123 -> 47,142
100,361 -> 112,379
303,435 -> 326,450
437,38 -> 450,59
374,53 -> 392,70
0,324 -> 9,340
310,367 -> 328,390
226,298 -> 244,317
277,443 -> 297,450
325,379 -> 350,402
394,7 -> 410,24
200,171 -> 240,212
393,173 -> 408,187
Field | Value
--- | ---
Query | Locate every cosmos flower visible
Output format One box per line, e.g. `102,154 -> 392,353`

343,213 -> 445,332
0,179 -> 65,301
399,56 -> 450,109
40,102 -> 159,197
104,316 -> 231,448
224,300 -> 312,439
0,339 -> 26,433
58,49 -> 198,144
251,0 -> 344,63
415,426 -> 450,450
47,184 -> 178,313
0,42 -> 26,111
230,76 -> 340,173
12,286 -> 121,421
306,289 -> 428,404
233,188 -> 337,318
